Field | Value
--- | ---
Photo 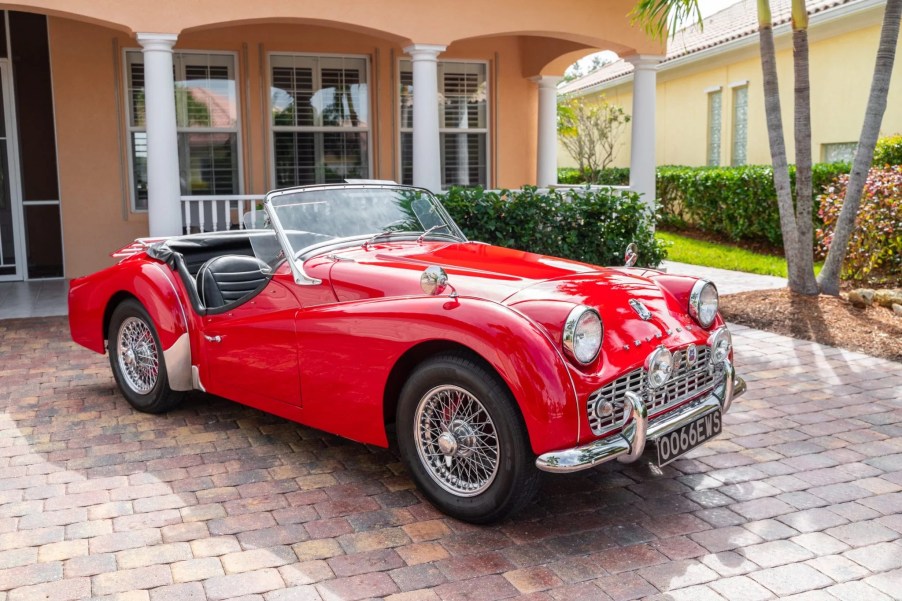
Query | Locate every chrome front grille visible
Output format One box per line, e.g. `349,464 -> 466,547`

586,345 -> 721,436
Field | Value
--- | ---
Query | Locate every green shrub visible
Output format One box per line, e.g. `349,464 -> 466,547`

557,167 -> 630,186
816,166 -> 902,281
874,134 -> 902,166
438,186 -> 667,268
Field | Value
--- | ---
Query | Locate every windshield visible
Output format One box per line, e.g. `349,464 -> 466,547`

254,185 -> 466,267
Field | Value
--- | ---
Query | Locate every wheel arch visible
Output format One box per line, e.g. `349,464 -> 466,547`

98,263 -> 193,392
103,291 -> 139,348
383,340 -> 509,430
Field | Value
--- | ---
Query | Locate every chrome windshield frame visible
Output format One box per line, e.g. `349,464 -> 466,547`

262,183 -> 466,286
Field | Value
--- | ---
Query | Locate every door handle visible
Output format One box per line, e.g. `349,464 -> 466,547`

204,335 -> 222,343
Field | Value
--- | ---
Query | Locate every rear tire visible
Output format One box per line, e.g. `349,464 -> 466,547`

108,299 -> 185,414
397,352 -> 539,523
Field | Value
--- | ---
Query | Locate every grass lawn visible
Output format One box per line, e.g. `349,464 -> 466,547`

656,231 -> 823,278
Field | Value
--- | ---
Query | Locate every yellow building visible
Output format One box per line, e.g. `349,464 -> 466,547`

559,0 -> 902,169
0,1 -> 666,280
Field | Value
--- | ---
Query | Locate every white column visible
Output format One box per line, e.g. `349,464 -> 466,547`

403,44 -> 446,193
625,55 -> 662,211
530,75 -> 563,188
137,33 -> 182,237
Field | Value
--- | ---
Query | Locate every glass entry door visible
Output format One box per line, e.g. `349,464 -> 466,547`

0,62 -> 23,281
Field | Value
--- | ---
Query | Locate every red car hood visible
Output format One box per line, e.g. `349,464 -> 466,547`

327,241 -> 602,303
325,240 -> 700,364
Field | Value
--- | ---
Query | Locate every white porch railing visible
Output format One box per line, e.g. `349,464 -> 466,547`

180,186 -> 634,234
180,195 -> 266,233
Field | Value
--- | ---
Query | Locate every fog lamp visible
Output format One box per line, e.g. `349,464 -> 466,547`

646,346 -> 674,389
708,327 -> 732,364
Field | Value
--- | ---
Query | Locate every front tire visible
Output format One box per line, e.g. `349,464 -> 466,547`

397,352 -> 539,523
108,299 -> 184,414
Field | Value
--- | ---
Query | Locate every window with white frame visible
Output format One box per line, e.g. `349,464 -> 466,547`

399,60 -> 488,188
125,51 -> 240,211
731,84 -> 749,166
706,89 -> 722,166
823,142 -> 857,163
270,55 -> 369,188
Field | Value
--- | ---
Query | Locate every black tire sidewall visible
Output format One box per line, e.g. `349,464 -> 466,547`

108,299 -> 174,413
397,354 -> 534,524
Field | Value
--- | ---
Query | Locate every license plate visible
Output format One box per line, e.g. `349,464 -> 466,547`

656,410 -> 722,466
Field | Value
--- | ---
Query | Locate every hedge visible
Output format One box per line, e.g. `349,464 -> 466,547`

557,163 -> 850,246
558,166 -> 630,186
438,186 -> 667,268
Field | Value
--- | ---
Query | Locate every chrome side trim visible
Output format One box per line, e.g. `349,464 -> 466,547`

162,333 -> 192,391
536,358 -> 742,473
191,365 -> 205,392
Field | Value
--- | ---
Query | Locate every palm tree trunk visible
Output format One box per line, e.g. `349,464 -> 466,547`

818,0 -> 902,295
791,0 -> 818,294
757,0 -> 816,294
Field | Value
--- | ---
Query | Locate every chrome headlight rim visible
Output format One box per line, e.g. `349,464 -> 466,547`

689,279 -> 719,329
707,326 -> 733,364
645,345 -> 674,390
562,305 -> 603,365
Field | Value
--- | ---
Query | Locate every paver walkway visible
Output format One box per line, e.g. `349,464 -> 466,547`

0,316 -> 899,600
662,262 -> 788,295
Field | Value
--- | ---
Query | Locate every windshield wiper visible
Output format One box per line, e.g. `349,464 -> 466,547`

417,224 -> 451,244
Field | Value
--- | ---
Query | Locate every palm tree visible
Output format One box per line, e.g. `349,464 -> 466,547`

817,0 -> 902,295
756,0 -> 819,294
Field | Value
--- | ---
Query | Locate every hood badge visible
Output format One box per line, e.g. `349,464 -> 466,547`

629,299 -> 652,321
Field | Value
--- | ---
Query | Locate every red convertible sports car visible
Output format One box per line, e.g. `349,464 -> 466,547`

69,183 -> 745,523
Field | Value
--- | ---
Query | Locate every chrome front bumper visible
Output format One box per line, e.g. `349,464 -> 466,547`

536,360 -> 746,473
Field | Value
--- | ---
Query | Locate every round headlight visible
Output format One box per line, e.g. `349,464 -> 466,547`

689,280 -> 719,328
646,346 -> 674,389
563,305 -> 603,365
708,326 -> 732,364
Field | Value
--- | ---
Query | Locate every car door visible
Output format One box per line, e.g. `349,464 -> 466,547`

199,275 -> 303,407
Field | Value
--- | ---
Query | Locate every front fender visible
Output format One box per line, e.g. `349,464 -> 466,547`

293,295 -> 580,455
68,256 -> 192,389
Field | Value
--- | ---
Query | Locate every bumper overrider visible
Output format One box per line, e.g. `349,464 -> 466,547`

536,359 -> 747,473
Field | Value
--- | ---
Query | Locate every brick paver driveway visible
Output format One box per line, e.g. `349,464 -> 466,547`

1,317 -> 900,601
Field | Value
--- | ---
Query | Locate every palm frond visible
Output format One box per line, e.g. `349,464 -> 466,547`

629,0 -> 703,41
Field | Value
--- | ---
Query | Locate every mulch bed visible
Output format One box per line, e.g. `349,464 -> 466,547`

721,288 -> 902,363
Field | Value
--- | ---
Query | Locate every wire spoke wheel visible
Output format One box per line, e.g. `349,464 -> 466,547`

414,384 -> 500,497
116,316 -> 159,394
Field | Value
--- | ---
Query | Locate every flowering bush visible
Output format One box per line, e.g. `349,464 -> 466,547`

817,166 -> 902,282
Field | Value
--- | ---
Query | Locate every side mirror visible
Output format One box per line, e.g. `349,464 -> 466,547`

420,266 -> 449,295
624,243 -> 638,267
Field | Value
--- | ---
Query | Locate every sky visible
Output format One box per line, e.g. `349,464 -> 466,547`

571,0 -> 741,73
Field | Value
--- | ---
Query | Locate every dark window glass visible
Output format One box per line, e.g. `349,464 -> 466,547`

24,204 -> 63,278
0,12 -> 7,59
9,11 -> 58,201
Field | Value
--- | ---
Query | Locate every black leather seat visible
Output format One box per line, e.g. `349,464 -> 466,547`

196,255 -> 270,309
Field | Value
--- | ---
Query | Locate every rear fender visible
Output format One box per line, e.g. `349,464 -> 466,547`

68,257 -> 193,390
294,295 -> 579,455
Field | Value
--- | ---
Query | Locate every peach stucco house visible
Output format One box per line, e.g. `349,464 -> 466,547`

0,1 -> 664,280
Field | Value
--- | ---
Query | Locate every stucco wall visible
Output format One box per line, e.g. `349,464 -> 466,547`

48,19 -> 546,277
562,12 -> 902,169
